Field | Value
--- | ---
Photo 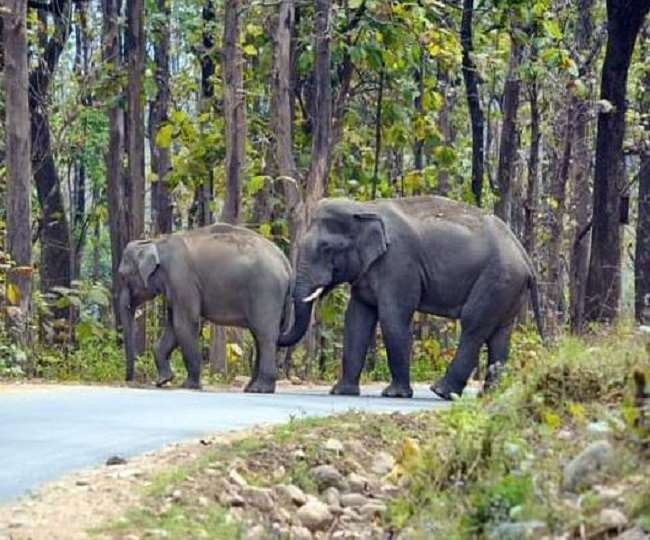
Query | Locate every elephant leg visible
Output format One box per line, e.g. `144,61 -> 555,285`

245,332 -> 277,394
172,309 -> 202,390
154,318 -> 177,387
331,295 -> 378,396
431,327 -> 484,400
379,310 -> 414,398
484,323 -> 514,392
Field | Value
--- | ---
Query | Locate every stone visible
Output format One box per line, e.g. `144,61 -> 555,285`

229,469 -> 248,488
310,464 -> 348,491
242,486 -> 275,512
124,535 -> 140,540
293,449 -> 307,460
341,507 -> 361,522
219,492 -> 245,507
145,529 -> 169,539
487,520 -> 547,540
347,472 -> 369,493
324,438 -> 344,453
297,499 -> 333,531
587,421 -> 612,436
340,493 -> 368,508
322,486 -> 340,507
274,484 -> 307,506
171,489 -> 183,502
290,526 -> 313,540
359,502 -> 387,520
562,440 -> 614,492
245,525 -> 266,540
234,375 -> 249,386
613,527 -> 649,540
198,496 -> 209,507
598,508 -> 628,530
106,455 -> 127,466
273,507 -> 292,523
290,376 -> 303,385
75,479 -> 90,486
371,451 -> 395,476
593,484 -> 625,502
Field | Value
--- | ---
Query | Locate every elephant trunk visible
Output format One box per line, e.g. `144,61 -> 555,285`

277,270 -> 318,348
119,285 -> 136,381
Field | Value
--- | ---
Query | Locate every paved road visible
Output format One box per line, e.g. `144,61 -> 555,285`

0,384 -> 446,503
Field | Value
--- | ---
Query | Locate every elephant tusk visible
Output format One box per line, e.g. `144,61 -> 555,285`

302,287 -> 324,303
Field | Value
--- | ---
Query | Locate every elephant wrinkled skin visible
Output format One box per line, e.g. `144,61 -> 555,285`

278,196 -> 543,399
118,224 -> 291,392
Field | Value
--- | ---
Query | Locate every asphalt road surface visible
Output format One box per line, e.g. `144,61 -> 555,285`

0,384 -> 447,504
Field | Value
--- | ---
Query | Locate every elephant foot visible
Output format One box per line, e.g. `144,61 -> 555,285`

181,378 -> 202,390
244,378 -> 276,394
381,382 -> 413,398
430,377 -> 463,401
330,381 -> 360,396
483,362 -> 504,394
155,371 -> 175,387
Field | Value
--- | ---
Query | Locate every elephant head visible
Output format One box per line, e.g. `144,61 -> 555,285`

117,240 -> 160,381
278,200 -> 389,347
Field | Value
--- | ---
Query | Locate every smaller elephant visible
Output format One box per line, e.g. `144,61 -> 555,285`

118,223 -> 291,392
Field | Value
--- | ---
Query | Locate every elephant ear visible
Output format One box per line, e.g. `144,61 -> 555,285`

135,242 -> 160,288
354,212 -> 390,276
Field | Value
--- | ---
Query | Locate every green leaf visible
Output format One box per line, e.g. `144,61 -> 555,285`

242,44 -> 257,56
542,20 -> 562,41
156,124 -> 174,149
248,175 -> 267,195
7,283 -> 20,306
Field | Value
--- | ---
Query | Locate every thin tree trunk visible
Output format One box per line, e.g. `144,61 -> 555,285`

635,29 -> 650,324
126,0 -> 146,356
494,35 -> 523,224
438,66 -> 454,197
460,0 -> 484,206
371,68 -> 384,200
524,78 -> 540,259
585,0 -> 650,323
3,0 -> 33,355
413,51 -> 425,172
569,0 -> 595,333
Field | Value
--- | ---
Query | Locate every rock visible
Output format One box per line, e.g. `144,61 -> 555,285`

599,508 -> 628,530
613,527 -> 649,540
322,486 -> 340,508
274,484 -> 307,506
310,464 -> 347,491
290,526 -> 313,540
219,492 -> 245,507
106,455 -> 127,466
204,467 -> 219,477
562,440 -> 614,492
359,502 -> 387,520
198,496 -> 209,507
347,472 -> 369,493
171,489 -> 183,502
124,535 -> 140,540
273,507 -> 292,523
593,484 -> 625,502
379,482 -> 401,499
340,493 -> 368,508
324,438 -> 344,453
234,375 -> 249,386
487,521 -> 547,540
371,451 -> 395,476
145,529 -> 169,539
297,499 -> 333,531
341,507 -> 361,522
293,449 -> 307,460
245,525 -> 266,540
587,421 -> 612,436
290,376 -> 303,385
229,469 -> 248,488
75,479 -> 90,486
242,486 -> 275,512
273,465 -> 287,480
345,439 -> 370,458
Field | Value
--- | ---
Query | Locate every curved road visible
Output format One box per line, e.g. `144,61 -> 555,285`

0,384 -> 446,504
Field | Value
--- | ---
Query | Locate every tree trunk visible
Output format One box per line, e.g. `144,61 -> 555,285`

585,0 -> 650,323
371,68 -> 384,200
150,0 -> 173,236
126,0 -> 146,355
221,0 -> 246,224
635,29 -> 650,324
3,0 -> 33,355
413,51 -> 425,172
438,66 -> 454,197
524,78 -> 540,259
569,0 -> 595,333
29,2 -> 73,323
460,0 -> 484,206
494,35 -> 523,224
102,0 -> 128,328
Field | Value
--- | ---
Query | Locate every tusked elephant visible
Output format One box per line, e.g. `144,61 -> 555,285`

118,223 -> 291,392
278,196 -> 543,400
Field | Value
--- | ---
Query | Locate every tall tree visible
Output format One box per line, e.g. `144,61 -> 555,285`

460,0 -> 484,206
29,0 -> 73,321
102,0 -> 129,327
150,0 -> 173,236
3,0 -> 32,351
221,0 -> 245,224
585,0 -> 650,322
635,27 -> 650,324
494,33 -> 524,224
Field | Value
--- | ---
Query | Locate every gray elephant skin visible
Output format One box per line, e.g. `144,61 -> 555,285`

118,223 -> 291,392
278,196 -> 543,399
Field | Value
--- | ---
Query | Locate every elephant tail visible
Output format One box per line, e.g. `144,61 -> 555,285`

280,280 -> 294,337
528,274 -> 545,344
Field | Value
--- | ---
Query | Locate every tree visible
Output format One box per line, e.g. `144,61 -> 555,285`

460,0 -> 484,206
3,0 -> 32,351
221,0 -> 245,225
585,0 -> 650,322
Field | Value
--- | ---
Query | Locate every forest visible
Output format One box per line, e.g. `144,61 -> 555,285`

0,0 -> 649,381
